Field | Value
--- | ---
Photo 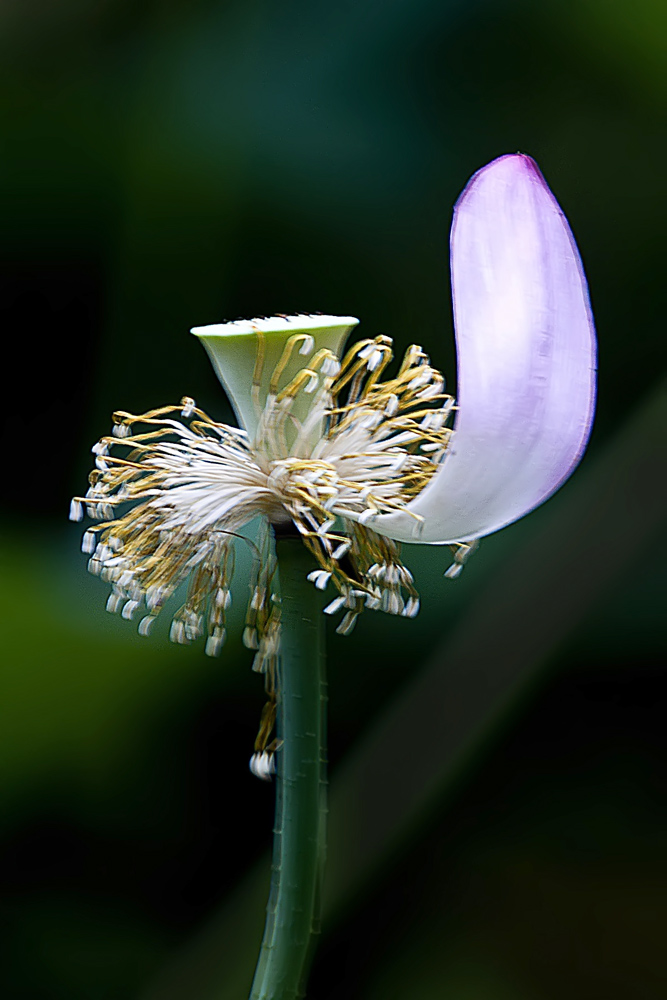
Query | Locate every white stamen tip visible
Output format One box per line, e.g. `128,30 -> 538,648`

366,349 -> 383,372
81,530 -> 96,554
243,626 -> 259,650
321,356 -> 340,376
299,335 -> 315,355
444,563 -> 463,580
106,593 -> 123,614
180,396 -> 196,418
250,751 -> 275,781
307,570 -> 332,591
205,629 -> 226,657
170,620 -> 188,644
121,599 -> 140,620
138,615 -> 156,636
250,588 -> 265,610
323,595 -> 346,616
384,394 -> 399,417
331,540 -> 351,561
336,611 -> 358,635
408,369 -> 431,390
215,588 -> 232,609
403,597 -> 420,618
69,499 -> 84,522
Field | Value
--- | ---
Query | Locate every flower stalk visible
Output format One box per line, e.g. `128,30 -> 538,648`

250,529 -> 327,1000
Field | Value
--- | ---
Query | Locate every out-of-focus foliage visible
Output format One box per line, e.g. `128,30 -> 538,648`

0,1 -> 665,998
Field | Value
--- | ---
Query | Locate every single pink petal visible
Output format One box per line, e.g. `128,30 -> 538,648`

374,153 -> 597,544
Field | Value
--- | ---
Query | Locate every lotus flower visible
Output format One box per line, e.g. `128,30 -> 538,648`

71,152 -> 596,696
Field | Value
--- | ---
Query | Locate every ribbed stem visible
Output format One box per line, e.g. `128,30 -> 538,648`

249,534 -> 327,1000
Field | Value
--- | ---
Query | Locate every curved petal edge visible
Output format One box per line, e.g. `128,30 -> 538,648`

373,153 -> 597,545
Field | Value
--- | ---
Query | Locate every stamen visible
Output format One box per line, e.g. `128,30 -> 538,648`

403,596 -> 420,618
181,396 -> 196,418
307,570 -> 332,591
69,499 -> 84,522
106,593 -> 123,614
249,751 -> 275,781
336,611 -> 358,635
323,595 -> 346,615
205,628 -> 227,657
138,615 -> 156,636
81,530 -> 96,554
121,599 -> 140,620
384,394 -> 399,417
320,355 -> 341,377
170,620 -> 188,644
366,349 -> 383,372
74,330 -> 469,766
215,588 -> 232,608
243,626 -> 259,650
250,588 -> 265,610
331,540 -> 351,560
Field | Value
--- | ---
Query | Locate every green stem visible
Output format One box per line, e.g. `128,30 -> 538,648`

249,534 -> 327,1000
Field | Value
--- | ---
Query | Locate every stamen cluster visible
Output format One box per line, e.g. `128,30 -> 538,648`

71,334 -> 474,755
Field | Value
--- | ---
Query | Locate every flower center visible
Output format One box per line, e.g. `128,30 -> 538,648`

70,331 -> 477,765
70,334 -> 461,649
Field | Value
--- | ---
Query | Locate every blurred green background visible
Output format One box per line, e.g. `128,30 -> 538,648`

1,1 -> 666,998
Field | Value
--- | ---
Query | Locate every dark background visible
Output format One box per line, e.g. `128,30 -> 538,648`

1,1 -> 665,998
